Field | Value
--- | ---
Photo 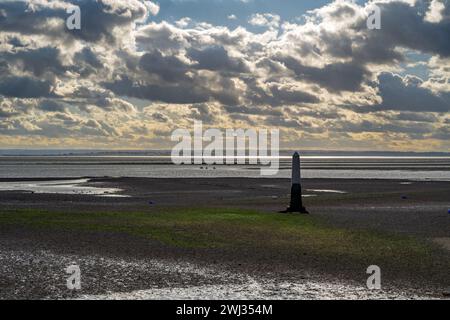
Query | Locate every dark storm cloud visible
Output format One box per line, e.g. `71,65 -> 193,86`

431,130 -> 450,140
38,99 -> 67,112
139,50 -> 190,82
245,83 -> 320,107
278,56 -> 369,92
268,85 -> 320,105
384,112 -> 439,123
104,76 -> 212,104
64,0 -> 150,43
0,0 -> 151,43
0,60 -> 9,73
331,119 -> 434,136
187,46 -> 250,73
74,47 -> 103,69
0,76 -> 54,98
373,72 -> 450,113
7,36 -> 26,48
223,105 -> 283,117
306,0 -> 449,67
0,47 -> 66,77
189,103 -> 216,123
353,1 -> 450,58
241,76 -> 320,107
0,1 -> 64,36
105,64 -> 241,105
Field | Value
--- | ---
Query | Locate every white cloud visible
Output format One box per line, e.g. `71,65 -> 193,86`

175,17 -> 191,28
248,13 -> 280,29
425,0 -> 445,23
146,1 -> 160,16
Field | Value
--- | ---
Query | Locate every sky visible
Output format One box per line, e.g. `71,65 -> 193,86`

0,0 -> 449,151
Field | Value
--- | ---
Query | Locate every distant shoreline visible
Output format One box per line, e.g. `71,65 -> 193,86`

1,149 -> 450,157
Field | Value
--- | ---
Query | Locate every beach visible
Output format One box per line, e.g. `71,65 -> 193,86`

0,177 -> 449,299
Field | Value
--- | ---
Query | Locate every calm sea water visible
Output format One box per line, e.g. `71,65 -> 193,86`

0,156 -> 449,181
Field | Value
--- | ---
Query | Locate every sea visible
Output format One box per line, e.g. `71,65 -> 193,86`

0,150 -> 449,181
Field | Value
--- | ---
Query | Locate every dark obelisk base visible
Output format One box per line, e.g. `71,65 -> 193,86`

281,152 -> 308,214
282,183 -> 309,214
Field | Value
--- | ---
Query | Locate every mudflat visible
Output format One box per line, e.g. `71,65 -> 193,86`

0,177 -> 449,299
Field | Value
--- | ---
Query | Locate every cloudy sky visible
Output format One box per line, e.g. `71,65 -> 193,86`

0,0 -> 449,151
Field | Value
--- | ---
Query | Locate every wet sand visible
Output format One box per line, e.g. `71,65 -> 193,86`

0,242 -> 436,300
0,177 -> 449,299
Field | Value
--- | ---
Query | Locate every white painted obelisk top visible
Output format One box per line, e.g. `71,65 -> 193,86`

291,152 -> 301,185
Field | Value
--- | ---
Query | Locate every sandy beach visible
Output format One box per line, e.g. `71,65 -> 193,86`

0,177 -> 449,299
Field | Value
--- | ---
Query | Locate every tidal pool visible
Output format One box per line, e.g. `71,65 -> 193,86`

0,179 -> 127,197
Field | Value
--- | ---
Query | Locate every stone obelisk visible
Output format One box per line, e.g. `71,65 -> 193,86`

285,152 -> 308,213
